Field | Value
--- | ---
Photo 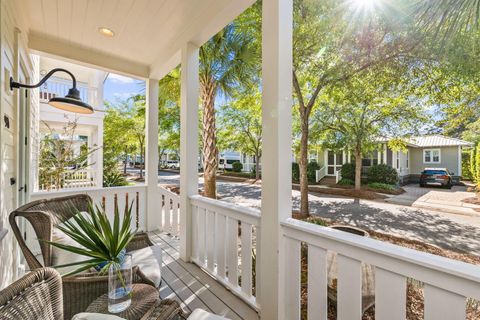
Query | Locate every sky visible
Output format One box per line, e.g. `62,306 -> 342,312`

103,73 -> 145,104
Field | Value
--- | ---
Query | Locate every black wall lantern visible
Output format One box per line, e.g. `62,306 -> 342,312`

10,68 -> 94,114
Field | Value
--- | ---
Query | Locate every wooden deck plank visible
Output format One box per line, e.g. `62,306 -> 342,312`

160,240 -> 242,319
151,232 -> 260,320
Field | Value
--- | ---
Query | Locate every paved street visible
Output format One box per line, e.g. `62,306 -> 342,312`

158,171 -> 480,255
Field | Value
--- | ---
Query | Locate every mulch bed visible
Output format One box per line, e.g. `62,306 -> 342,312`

324,183 -> 405,195
297,215 -> 480,319
304,185 -> 389,200
463,196 -> 480,206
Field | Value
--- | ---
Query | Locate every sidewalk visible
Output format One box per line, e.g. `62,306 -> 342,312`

385,185 -> 480,217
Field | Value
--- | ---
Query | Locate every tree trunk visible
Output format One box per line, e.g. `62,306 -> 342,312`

255,153 -> 261,180
354,149 -> 362,190
139,145 -> 144,179
299,115 -> 310,217
124,151 -> 128,174
202,83 -> 218,198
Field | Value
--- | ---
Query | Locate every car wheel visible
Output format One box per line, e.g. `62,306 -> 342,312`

419,183 -> 425,188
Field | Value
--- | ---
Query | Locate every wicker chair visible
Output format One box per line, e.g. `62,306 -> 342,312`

0,268 -> 63,319
9,194 -> 157,319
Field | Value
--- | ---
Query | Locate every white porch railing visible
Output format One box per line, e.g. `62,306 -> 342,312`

335,168 -> 342,184
39,77 -> 89,104
316,166 -> 326,182
39,169 -> 97,191
30,185 -> 148,231
189,195 -> 261,310
280,218 -> 480,320
158,187 -> 180,236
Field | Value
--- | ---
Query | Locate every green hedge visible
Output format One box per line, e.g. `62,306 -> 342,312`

232,161 -> 243,172
292,161 -> 320,184
367,164 -> 398,185
340,163 -> 356,180
367,182 -> 395,191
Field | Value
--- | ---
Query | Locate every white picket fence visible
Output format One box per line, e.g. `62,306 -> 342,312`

189,195 -> 261,309
280,218 -> 480,320
39,169 -> 97,191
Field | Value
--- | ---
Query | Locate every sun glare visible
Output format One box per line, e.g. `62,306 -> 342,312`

351,0 -> 378,11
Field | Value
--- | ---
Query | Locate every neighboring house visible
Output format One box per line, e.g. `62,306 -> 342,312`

312,135 -> 473,184
218,151 -> 258,172
37,57 -> 106,191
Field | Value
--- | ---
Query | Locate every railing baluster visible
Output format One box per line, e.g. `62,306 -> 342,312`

215,213 -> 226,278
164,195 -> 172,230
191,204 -> 199,262
241,222 -> 253,296
308,245 -> 327,320
424,285 -> 465,320
337,254 -> 362,320
375,268 -> 406,320
282,237 -> 301,320
197,207 -> 207,266
206,209 -> 215,271
227,216 -> 239,287
172,198 -> 179,234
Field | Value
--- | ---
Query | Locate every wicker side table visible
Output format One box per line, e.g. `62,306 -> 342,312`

86,284 -> 159,320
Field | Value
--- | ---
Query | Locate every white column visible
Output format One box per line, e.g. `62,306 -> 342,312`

94,123 -> 104,187
457,146 -> 462,177
260,0 -> 293,318
180,43 -> 199,261
383,143 -> 388,164
145,78 -> 159,231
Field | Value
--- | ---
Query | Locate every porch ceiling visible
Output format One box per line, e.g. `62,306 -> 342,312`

20,0 -> 255,78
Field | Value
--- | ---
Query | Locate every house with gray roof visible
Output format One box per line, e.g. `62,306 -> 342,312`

312,135 -> 474,184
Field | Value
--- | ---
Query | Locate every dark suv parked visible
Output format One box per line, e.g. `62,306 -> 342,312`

419,168 -> 453,189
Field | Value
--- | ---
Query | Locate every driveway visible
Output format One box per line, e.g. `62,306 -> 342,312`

386,184 -> 480,216
158,172 -> 480,255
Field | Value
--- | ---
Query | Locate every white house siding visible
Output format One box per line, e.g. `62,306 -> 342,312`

29,55 -> 39,200
0,0 -> 35,289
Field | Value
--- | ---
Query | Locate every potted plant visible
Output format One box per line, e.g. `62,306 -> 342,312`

47,201 -> 137,312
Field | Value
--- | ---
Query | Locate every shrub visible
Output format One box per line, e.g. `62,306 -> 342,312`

103,171 -> 129,187
232,161 -> 243,172
338,178 -> 354,186
292,162 -> 300,183
307,161 -> 320,183
367,182 -> 395,191
367,164 -> 398,184
340,163 -> 356,180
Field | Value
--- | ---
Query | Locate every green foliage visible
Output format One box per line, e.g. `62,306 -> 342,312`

103,171 -> 129,188
39,120 -> 97,190
47,201 -> 136,277
307,161 -> 320,184
367,182 -> 396,191
292,163 -> 300,183
303,216 -> 328,227
462,149 -> 474,180
340,163 -> 356,181
338,179 -> 354,186
475,146 -> 480,188
232,162 -> 243,172
367,164 -> 399,185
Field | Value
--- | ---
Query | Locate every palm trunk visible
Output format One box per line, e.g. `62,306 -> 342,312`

202,83 -> 218,199
299,116 -> 309,217
355,149 -> 362,190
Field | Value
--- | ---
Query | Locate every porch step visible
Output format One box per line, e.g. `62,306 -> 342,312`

318,176 -> 336,185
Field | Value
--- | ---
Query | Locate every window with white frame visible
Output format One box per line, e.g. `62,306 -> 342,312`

423,149 -> 441,163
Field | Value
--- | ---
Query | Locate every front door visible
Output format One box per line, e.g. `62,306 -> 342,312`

326,150 -> 344,175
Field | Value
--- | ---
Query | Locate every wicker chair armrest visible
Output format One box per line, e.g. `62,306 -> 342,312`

127,232 -> 155,251
61,265 -> 154,320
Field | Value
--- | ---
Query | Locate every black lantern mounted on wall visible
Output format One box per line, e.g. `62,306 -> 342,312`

10,68 -> 94,114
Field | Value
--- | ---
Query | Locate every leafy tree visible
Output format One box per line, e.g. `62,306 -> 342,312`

218,89 -> 262,180
199,8 -> 258,198
292,0 -> 422,214
312,67 -> 426,190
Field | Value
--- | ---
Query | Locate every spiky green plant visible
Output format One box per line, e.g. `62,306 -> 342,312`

47,201 -> 137,277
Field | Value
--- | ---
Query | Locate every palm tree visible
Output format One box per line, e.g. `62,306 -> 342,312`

199,23 -> 257,198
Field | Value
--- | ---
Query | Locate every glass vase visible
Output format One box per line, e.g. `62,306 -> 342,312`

108,254 -> 132,313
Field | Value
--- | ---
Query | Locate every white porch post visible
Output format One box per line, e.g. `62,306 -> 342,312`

146,78 -> 159,231
179,42 -> 199,261
259,0 -> 293,318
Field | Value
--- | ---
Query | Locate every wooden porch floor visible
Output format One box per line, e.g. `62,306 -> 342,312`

149,231 -> 260,320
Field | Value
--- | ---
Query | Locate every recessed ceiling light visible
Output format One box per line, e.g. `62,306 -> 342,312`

98,27 -> 115,37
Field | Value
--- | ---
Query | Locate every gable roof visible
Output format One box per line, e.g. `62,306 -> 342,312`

406,135 -> 473,148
